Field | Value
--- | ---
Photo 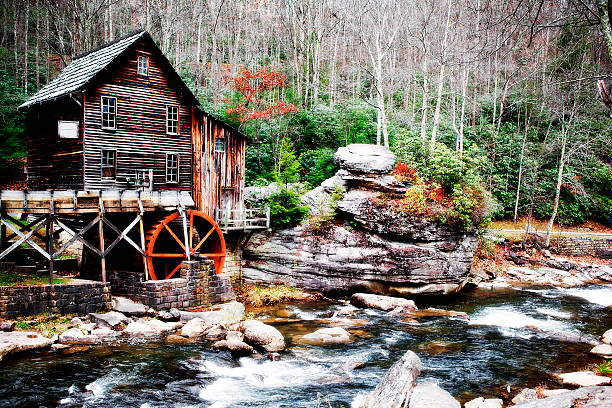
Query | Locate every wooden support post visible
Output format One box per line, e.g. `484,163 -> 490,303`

99,195 -> 106,284
48,216 -> 54,284
99,215 -> 106,283
48,192 -> 54,284
0,200 -> 5,251
138,194 -> 149,281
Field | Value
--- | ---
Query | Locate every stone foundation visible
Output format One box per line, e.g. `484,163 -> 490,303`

109,260 -> 235,310
550,237 -> 612,257
224,248 -> 243,287
0,280 -> 111,318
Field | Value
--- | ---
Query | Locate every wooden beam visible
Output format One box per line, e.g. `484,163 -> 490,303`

99,196 -> 106,284
138,194 -> 148,281
48,215 -> 54,284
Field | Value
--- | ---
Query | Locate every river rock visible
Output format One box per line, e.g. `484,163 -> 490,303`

180,301 -> 245,325
301,327 -> 351,345
90,327 -> 120,341
238,320 -> 285,352
0,343 -> 16,362
158,308 -> 181,322
0,321 -> 15,332
351,293 -> 417,312
360,350 -> 421,408
539,389 -> 570,398
407,308 -> 468,319
69,317 -> 83,327
464,397 -> 503,408
180,318 -> 209,338
213,331 -> 253,356
602,329 -> 612,344
408,382 -> 460,408
590,343 -> 612,358
555,371 -> 612,387
123,319 -> 182,337
111,297 -> 147,316
512,388 -> 538,404
334,144 -> 396,174
89,311 -> 130,330
58,328 -> 100,345
513,386 -> 612,407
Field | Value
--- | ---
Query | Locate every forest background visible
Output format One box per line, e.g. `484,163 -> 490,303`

0,0 -> 611,232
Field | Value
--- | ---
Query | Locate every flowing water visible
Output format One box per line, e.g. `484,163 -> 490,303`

1,285 -> 611,408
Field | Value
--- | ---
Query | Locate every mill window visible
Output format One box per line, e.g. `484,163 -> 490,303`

166,153 -> 179,183
101,96 -> 116,130
101,150 -> 116,179
214,138 -> 225,153
167,106 -> 179,135
137,55 -> 149,76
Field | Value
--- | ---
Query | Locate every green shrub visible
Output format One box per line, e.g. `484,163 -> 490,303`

266,188 -> 309,229
299,147 -> 338,187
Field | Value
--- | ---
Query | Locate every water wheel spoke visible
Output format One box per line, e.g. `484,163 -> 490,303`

166,262 -> 183,279
193,226 -> 216,252
150,253 -> 184,257
189,212 -> 194,249
163,223 -> 186,251
198,253 -> 225,257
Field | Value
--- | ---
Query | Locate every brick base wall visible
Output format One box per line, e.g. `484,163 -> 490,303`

550,237 -> 612,257
0,280 -> 111,319
109,260 -> 235,311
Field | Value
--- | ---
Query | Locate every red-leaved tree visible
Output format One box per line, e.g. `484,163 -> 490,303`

224,65 -> 298,174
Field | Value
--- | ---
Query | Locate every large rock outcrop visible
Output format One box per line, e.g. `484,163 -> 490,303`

243,144 -> 478,296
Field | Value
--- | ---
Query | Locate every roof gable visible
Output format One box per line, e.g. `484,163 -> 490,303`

20,31 -> 198,109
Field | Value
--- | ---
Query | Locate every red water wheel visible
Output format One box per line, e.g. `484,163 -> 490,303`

145,210 -> 226,280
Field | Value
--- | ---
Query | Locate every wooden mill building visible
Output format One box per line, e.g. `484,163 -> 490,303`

0,31 -> 266,295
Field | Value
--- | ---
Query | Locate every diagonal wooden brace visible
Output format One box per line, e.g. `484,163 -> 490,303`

101,215 -> 144,257
0,216 -> 50,260
54,216 -> 103,257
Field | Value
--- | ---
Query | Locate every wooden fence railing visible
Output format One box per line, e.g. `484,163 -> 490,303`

214,207 -> 270,231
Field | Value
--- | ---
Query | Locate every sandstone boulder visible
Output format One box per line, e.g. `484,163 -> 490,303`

239,320 -> 285,352
408,382 -> 460,408
111,297 -> 147,316
360,350 -> 421,408
0,321 -> 15,332
180,301 -> 244,325
351,293 -> 417,312
58,328 -> 100,345
590,343 -> 612,358
512,388 -> 538,404
90,327 -> 120,341
123,319 -> 182,337
213,331 -> 254,357
464,397 -> 503,408
0,343 -> 16,362
0,331 -> 54,353
513,386 -> 612,407
555,371 -> 611,387
334,144 -> 396,174
180,318 -> 210,338
539,389 -> 570,398
89,311 -> 130,330
602,328 -> 612,344
301,327 -> 351,345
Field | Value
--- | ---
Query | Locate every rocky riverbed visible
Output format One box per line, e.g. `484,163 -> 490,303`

1,282 -> 610,407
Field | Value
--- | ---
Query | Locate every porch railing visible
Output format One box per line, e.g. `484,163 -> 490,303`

214,207 -> 270,231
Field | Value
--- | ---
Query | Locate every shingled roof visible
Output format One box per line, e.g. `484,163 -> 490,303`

19,30 -> 197,109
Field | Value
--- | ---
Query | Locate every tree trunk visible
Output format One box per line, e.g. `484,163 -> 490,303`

23,0 -> 28,95
430,63 -> 445,150
420,52 -> 429,140
513,109 -> 528,223
597,0 -> 612,61
458,67 -> 468,156
545,138 -> 566,247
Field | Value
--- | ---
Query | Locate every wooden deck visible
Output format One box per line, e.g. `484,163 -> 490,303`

0,189 -> 194,214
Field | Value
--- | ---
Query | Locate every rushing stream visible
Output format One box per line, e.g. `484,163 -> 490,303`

1,284 -> 611,408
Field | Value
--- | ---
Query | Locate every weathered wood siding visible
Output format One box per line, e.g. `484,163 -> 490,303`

82,38 -> 192,191
192,110 -> 246,217
26,99 -> 84,190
